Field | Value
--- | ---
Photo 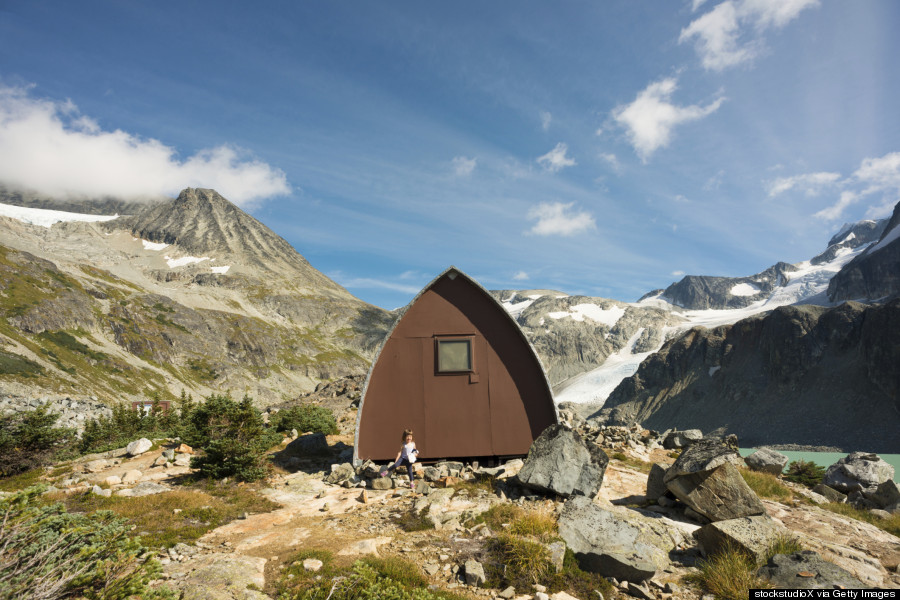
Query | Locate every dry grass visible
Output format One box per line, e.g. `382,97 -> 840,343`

55,480 -> 281,548
508,508 -> 557,540
609,451 -> 653,473
689,543 -> 772,600
739,469 -> 793,502
821,502 -> 900,537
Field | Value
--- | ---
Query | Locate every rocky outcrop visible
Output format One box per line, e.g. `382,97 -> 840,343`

828,200 -> 900,302
757,551 -> 869,589
695,516 -> 787,564
596,301 -> 900,452
558,496 -> 679,583
516,424 -> 609,498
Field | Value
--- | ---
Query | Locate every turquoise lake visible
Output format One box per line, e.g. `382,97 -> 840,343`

739,449 -> 900,483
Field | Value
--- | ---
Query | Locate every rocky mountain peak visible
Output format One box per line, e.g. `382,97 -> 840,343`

111,188 -> 350,296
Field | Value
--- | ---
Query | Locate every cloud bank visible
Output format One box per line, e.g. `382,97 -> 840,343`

612,78 -> 724,162
527,201 -> 595,236
0,85 -> 289,206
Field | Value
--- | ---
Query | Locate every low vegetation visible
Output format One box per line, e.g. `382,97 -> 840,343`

821,502 -> 900,537
79,395 -> 184,455
690,536 -> 803,600
739,468 -> 793,502
57,480 -> 281,549
276,551 -> 468,600
0,486 -> 173,600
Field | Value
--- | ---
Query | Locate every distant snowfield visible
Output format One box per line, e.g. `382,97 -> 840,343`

141,239 -> 169,251
548,303 -> 625,327
165,255 -> 210,268
0,202 -> 119,227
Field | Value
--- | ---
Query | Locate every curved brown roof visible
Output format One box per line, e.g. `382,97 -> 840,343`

354,266 -> 558,463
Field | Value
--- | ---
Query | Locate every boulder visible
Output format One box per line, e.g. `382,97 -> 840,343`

84,459 -> 109,473
281,433 -> 329,457
666,462 -> 766,522
370,477 -> 392,490
104,475 -> 122,486
863,479 -> 900,509
645,463 -> 668,502
558,495 -> 675,582
325,462 -> 355,485
695,516 -> 788,564
121,469 -> 143,483
812,483 -> 847,503
744,448 -> 789,476
757,551 -> 869,589
823,452 -> 894,493
464,558 -> 486,587
517,424 -> 609,498
126,438 -> 153,457
663,437 -> 743,483
424,466 -> 445,482
662,429 -> 702,449
175,443 -> 193,454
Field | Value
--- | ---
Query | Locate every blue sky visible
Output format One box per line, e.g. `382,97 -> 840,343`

1,1 -> 899,309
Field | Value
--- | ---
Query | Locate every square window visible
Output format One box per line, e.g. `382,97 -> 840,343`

436,339 -> 472,372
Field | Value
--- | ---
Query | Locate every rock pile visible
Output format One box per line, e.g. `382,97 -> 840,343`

0,393 -> 111,433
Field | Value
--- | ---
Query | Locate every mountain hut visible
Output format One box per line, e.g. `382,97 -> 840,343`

354,266 -> 558,464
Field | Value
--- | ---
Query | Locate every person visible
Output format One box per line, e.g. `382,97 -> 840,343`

381,428 -> 418,489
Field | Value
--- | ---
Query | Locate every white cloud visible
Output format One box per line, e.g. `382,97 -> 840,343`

703,169 -> 725,191
0,84 -> 289,206
767,171 -> 840,197
814,191 -> 858,221
335,276 -> 422,295
810,152 -> 900,221
513,270 -> 530,281
692,0 -> 710,11
612,78 -> 724,162
537,143 -> 577,173
672,270 -> 686,277
540,111 -> 552,131
526,201 -> 595,236
451,156 -> 477,177
598,153 -> 620,172
680,0 -> 820,71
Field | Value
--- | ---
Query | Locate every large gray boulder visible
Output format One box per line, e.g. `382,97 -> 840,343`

517,424 -> 609,498
645,463 -> 669,502
695,516 -> 788,564
666,462 -> 766,522
744,448 -> 789,476
281,432 -> 329,458
863,479 -> 900,509
663,437 -> 744,482
757,551 -> 869,589
324,462 -> 355,485
812,483 -> 847,504
558,496 -> 676,583
823,452 -> 894,493
662,429 -> 702,449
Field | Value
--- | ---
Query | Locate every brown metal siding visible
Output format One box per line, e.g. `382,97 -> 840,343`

357,272 -> 557,461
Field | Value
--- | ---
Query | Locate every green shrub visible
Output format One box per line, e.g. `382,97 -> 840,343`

783,460 -> 826,488
271,404 -> 338,435
0,486 -> 173,599
0,406 -> 75,477
79,395 -> 180,455
0,349 -> 44,376
180,394 -> 281,482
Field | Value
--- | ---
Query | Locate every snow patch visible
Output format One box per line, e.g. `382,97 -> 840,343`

547,303 -> 625,326
210,265 -> 231,274
870,224 -> 900,254
730,283 -> 760,297
142,240 -> 169,251
0,202 -> 118,228
165,255 -> 210,268
502,297 -> 537,318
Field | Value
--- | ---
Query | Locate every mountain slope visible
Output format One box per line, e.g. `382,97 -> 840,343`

594,301 -> 900,452
0,188 -> 393,406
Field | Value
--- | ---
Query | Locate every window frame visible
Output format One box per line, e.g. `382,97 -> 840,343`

434,336 -> 474,374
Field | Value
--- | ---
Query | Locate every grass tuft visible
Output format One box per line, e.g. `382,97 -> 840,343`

689,543 -> 772,600
763,534 -> 804,564
739,469 -> 793,502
